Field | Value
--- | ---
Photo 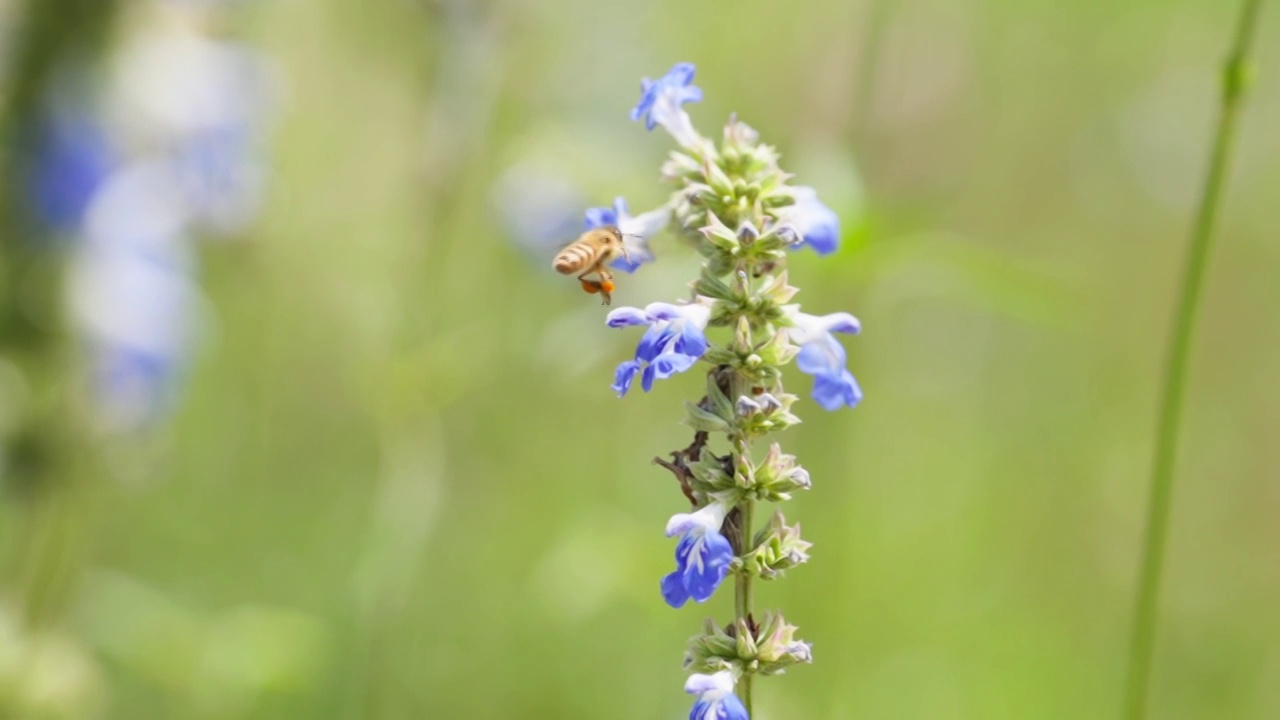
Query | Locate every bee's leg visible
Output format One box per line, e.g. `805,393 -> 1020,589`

576,269 -> 602,296
577,267 -> 614,305
597,269 -> 615,306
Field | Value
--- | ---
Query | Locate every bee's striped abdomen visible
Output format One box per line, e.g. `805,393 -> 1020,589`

553,242 -> 599,274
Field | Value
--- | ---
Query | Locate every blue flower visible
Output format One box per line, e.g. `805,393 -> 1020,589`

685,671 -> 748,720
630,63 -> 705,149
661,502 -> 733,608
583,197 -> 669,273
69,162 -> 201,432
607,300 -> 711,396
786,308 -> 863,411
491,162 -> 586,261
28,112 -> 116,234
779,186 -> 840,255
174,121 -> 266,236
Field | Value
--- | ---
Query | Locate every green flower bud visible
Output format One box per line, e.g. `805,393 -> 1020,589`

699,212 -> 740,254
733,392 -> 802,440
759,271 -> 800,304
745,511 -> 813,580
753,611 -> 813,675
683,619 -> 741,673
662,151 -> 703,182
751,442 -> 811,500
733,617 -> 759,662
757,327 -> 801,366
703,158 -> 735,197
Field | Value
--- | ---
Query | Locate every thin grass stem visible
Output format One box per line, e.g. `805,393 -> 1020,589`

1124,1 -> 1266,717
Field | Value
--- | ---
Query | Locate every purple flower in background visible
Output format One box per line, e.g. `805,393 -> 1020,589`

28,112 -> 115,234
685,671 -> 748,720
786,308 -> 862,411
174,121 -> 267,236
491,162 -> 586,261
661,501 -> 733,608
630,63 -> 704,150
583,197 -> 669,272
69,161 -> 201,432
22,3 -> 275,433
607,301 -> 711,396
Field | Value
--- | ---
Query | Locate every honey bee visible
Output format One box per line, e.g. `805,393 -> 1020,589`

553,226 -> 631,305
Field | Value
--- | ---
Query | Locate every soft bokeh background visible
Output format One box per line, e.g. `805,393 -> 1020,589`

1,0 -> 1278,718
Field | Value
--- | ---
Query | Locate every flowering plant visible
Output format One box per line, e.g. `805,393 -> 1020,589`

574,63 -> 863,717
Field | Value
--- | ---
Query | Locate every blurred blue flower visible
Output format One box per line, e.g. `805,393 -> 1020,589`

662,502 -> 733,609
175,121 -> 266,236
685,671 -> 748,720
583,197 -> 669,272
26,17 -> 275,433
90,343 -> 183,430
69,162 -> 201,432
630,63 -> 704,150
786,309 -> 862,411
28,112 -> 115,234
491,162 -> 586,261
780,186 -> 840,255
607,301 -> 711,396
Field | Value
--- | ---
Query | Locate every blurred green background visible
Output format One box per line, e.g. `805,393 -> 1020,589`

2,0 -> 1279,718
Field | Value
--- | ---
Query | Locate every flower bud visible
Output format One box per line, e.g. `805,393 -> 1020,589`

744,511 -> 812,579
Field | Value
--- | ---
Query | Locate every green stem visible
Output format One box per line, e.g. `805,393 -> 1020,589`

735,491 -> 755,716
852,0 -> 892,145
728,268 -> 756,716
1124,1 -> 1265,718
735,497 -> 756,619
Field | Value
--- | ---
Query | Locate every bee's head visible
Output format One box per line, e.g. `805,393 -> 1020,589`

598,226 -> 630,261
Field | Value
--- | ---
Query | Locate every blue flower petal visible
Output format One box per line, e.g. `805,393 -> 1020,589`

641,363 -> 657,393
689,694 -> 749,720
606,307 -> 649,328
665,511 -> 704,537
795,334 -> 846,377
668,62 -> 696,86
786,188 -> 841,255
630,78 -> 660,128
823,312 -> 861,335
682,531 -> 733,603
611,360 -> 641,397
652,351 -> 698,381
611,196 -> 630,218
631,63 -> 702,131
645,302 -> 683,321
811,369 -> 862,411
610,255 -> 644,274
635,323 -> 675,362
584,205 -> 619,229
30,115 -> 115,233
718,694 -> 749,720
662,570 -> 690,608
803,220 -> 840,255
676,321 -> 708,358
684,675 -> 724,695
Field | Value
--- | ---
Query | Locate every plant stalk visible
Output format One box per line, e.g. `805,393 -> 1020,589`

735,491 -> 755,716
729,267 -> 757,717
1124,1 -> 1265,717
